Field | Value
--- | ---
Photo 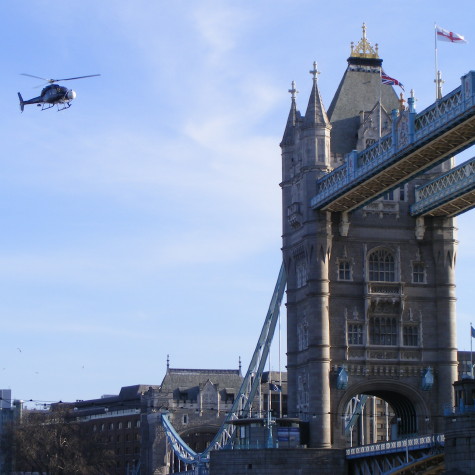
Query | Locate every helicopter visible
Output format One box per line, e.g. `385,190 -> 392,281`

18,73 -> 100,112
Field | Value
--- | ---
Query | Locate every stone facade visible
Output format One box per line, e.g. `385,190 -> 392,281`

144,368 -> 288,474
210,448 -> 347,474
281,25 -> 458,449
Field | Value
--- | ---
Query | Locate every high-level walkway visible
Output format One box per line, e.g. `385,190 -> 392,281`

410,154 -> 475,216
310,71 -> 475,213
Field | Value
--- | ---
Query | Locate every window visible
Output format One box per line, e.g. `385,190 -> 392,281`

317,138 -> 325,162
338,260 -> 351,280
382,185 -> 405,201
412,262 -> 425,283
369,317 -> 397,345
297,321 -> 309,350
118,422 -> 123,429
369,249 -> 395,282
136,420 -> 140,428
127,421 -> 132,429
348,323 -> 364,345
182,414 -> 188,424
403,326 -> 419,346
296,261 -> 307,288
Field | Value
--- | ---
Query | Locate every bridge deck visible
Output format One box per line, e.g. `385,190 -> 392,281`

311,71 -> 475,213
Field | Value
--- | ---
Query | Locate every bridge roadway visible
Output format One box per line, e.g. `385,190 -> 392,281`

310,71 -> 475,213
346,434 -> 445,474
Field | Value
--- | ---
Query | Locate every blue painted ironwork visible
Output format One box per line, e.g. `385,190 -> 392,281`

411,155 -> 475,216
161,263 -> 287,469
311,71 -> 475,211
346,435 -> 445,475
346,434 -> 445,459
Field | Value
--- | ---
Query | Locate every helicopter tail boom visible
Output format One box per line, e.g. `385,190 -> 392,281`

18,93 -> 24,113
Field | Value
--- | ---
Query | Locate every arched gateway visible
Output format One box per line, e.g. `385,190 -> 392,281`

281,25 -> 457,449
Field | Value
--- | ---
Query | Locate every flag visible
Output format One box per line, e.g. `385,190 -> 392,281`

436,26 -> 467,44
381,72 -> 404,91
269,383 -> 281,392
471,326 -> 475,338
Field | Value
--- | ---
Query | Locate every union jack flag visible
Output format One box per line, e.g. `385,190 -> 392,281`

381,71 -> 404,91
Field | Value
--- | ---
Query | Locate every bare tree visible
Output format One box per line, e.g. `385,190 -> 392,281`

12,406 -> 114,474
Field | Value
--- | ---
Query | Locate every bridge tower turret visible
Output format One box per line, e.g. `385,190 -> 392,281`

281,60 -> 333,449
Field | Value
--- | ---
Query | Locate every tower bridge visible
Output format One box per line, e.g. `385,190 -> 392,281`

159,25 -> 475,474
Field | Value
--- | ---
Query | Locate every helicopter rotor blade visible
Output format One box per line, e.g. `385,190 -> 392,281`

49,74 -> 101,82
21,73 -> 55,83
21,73 -> 101,85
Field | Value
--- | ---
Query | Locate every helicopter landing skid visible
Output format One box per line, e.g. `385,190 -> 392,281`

39,102 -> 72,111
56,102 -> 72,111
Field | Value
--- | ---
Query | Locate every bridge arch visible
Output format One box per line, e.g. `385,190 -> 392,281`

334,379 -> 431,447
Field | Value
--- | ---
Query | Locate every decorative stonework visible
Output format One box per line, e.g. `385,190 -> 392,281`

368,350 -> 398,360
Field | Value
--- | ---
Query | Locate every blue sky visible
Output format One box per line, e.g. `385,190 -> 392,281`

2,1 -> 475,406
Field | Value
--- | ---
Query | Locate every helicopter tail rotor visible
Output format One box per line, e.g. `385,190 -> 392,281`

18,93 -> 24,113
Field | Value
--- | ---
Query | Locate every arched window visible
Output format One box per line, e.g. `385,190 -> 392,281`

368,249 -> 395,282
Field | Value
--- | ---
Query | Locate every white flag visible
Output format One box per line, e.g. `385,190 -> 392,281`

436,26 -> 467,44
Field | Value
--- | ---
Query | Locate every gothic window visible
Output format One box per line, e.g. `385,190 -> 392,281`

403,326 -> 419,346
297,321 -> 309,350
412,262 -> 425,283
368,249 -> 395,282
317,138 -> 325,162
296,260 -> 308,288
369,317 -> 397,345
348,323 -> 364,345
297,373 -> 309,420
338,260 -> 351,280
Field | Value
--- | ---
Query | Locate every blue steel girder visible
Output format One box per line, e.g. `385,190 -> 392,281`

410,155 -> 475,216
311,70 -> 475,213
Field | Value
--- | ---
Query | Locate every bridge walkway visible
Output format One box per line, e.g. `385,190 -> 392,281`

311,71 -> 475,213
346,434 -> 444,475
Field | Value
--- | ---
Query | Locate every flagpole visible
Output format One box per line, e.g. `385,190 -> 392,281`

434,23 -> 440,100
379,67 -> 382,139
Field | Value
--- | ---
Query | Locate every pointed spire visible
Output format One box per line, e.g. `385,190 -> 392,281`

303,62 -> 330,128
281,80 -> 300,146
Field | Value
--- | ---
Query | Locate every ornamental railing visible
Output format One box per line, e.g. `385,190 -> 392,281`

346,434 -> 445,459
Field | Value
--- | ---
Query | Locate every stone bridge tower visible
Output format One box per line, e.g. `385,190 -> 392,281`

281,25 -> 458,449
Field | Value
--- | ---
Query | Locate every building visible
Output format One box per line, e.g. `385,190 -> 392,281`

142,365 -> 288,474
0,390 -> 22,474
281,23 -> 457,449
71,384 -> 160,474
